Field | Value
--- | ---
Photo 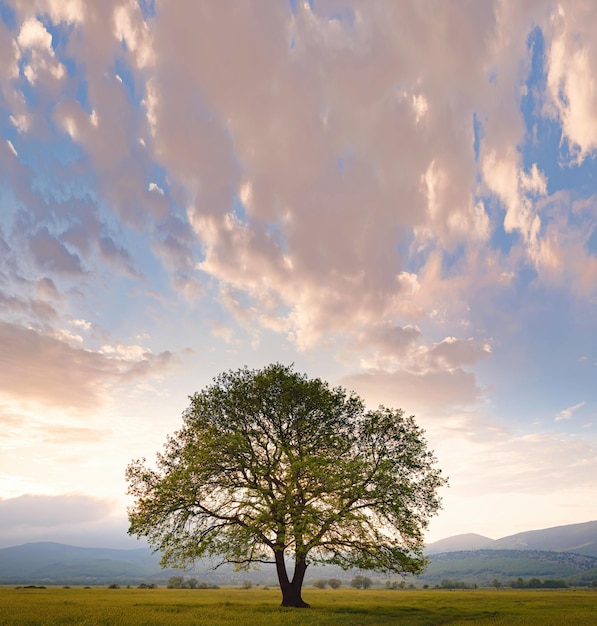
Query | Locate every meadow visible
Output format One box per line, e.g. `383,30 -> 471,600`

1,586 -> 596,625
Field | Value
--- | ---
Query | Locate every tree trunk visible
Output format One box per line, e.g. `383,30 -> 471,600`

275,551 -> 310,608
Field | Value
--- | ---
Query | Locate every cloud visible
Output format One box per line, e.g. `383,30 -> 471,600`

28,229 -> 85,275
146,0 -> 508,349
16,17 -> 65,84
447,430 -> 597,496
17,17 -> 52,50
342,367 -> 482,417
0,494 -> 140,549
0,321 -> 174,410
555,401 -> 585,422
545,3 -> 597,162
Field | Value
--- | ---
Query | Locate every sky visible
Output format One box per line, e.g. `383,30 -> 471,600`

1,0 -> 597,550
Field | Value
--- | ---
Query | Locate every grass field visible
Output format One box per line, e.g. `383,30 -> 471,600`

1,587 -> 595,625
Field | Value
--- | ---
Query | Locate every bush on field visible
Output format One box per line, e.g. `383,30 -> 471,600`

167,575 -> 218,589
509,577 -> 567,589
437,579 -> 477,590
350,575 -> 372,589
328,578 -> 342,589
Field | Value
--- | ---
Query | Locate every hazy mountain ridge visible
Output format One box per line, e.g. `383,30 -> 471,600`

430,549 -> 597,569
425,520 -> 597,557
424,533 -> 494,554
0,542 -> 169,584
490,520 -> 597,555
418,550 -> 597,586
2,520 -> 597,585
0,542 -> 276,585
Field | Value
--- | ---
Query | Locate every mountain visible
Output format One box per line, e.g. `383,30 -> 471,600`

416,520 -> 597,586
425,533 -> 494,555
0,542 -> 275,586
0,542 -> 176,585
3,520 -> 597,585
426,520 -> 597,557
417,549 -> 597,586
490,520 -> 597,557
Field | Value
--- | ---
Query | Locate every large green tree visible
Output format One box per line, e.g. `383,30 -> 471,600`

126,364 -> 446,607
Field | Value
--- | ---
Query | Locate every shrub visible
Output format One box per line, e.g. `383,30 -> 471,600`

328,578 -> 342,589
351,575 -> 372,589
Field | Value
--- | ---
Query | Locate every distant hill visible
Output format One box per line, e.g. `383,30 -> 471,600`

417,549 -> 597,586
425,533 -> 494,555
2,520 -> 597,585
490,520 -> 597,557
417,520 -> 597,586
426,520 -> 597,557
0,542 -> 279,586
0,542 -> 169,584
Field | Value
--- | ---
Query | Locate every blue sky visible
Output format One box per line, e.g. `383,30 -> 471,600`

1,0 -> 597,548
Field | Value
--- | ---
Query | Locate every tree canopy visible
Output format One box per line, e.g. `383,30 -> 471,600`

126,364 -> 447,607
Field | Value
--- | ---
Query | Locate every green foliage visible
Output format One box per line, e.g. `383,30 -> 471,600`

167,575 -> 217,589
386,580 -> 407,589
351,575 -> 373,589
509,577 -> 567,589
327,578 -> 342,589
126,364 -> 446,605
438,579 -> 477,589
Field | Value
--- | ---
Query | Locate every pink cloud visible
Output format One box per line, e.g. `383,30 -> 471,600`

0,321 -> 174,410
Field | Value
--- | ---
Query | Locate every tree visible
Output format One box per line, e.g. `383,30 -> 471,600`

351,575 -> 373,589
312,579 -> 327,589
126,364 -> 446,608
328,578 -> 342,589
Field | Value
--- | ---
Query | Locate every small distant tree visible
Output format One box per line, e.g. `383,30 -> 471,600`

528,578 -> 542,589
167,576 -> 184,589
242,580 -> 253,589
351,575 -> 372,589
328,578 -> 342,589
492,578 -> 502,589
542,579 -> 567,589
127,364 -> 446,608
313,579 -> 327,589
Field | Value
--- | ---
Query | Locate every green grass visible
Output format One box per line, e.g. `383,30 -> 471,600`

1,587 -> 596,625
